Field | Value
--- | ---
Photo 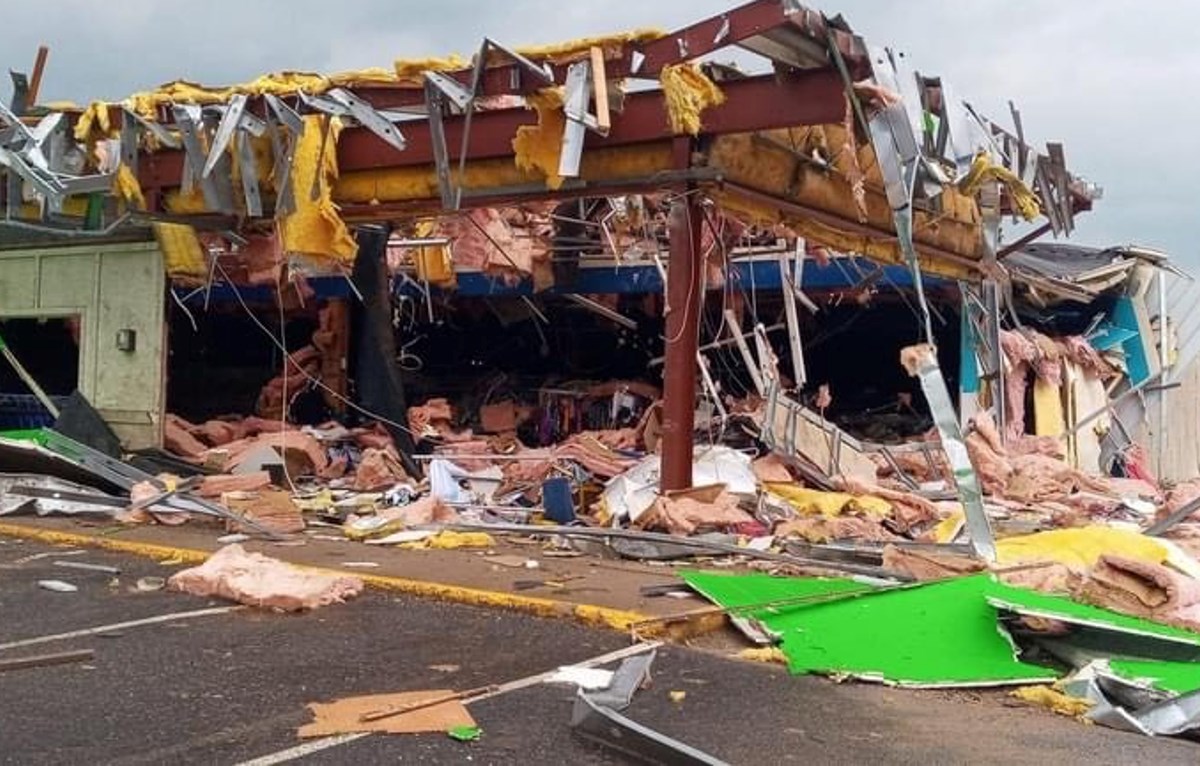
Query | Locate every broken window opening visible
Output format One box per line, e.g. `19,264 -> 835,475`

0,315 -> 80,429
167,302 -> 324,425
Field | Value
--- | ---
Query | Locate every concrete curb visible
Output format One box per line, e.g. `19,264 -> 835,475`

0,521 -> 650,632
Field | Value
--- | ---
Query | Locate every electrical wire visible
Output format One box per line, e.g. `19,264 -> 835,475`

169,288 -> 198,333
275,277 -> 297,492
661,198 -> 699,346
213,260 -> 419,439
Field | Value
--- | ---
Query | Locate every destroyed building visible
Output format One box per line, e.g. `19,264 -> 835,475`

2,0 -> 1200,745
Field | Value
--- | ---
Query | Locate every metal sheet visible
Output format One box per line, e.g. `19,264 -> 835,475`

235,131 -> 263,217
777,247 -> 807,387
203,94 -> 247,178
264,94 -> 303,135
424,80 -> 455,210
905,345 -> 996,560
584,651 -> 657,711
326,88 -> 407,153
424,71 -> 473,111
571,692 -> 729,765
172,105 -> 225,212
558,60 -> 591,178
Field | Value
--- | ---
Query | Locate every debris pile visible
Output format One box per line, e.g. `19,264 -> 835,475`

0,0 -> 1194,748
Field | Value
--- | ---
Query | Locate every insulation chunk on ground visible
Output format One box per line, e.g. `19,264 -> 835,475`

168,544 -> 363,610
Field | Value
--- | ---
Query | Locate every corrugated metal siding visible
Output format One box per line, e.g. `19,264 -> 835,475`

1116,271 -> 1200,481
1167,273 -> 1200,370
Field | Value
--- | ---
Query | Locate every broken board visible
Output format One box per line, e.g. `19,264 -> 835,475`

1109,659 -> 1200,696
682,571 -> 1058,687
986,582 -> 1200,651
298,690 -> 476,737
680,570 -> 869,609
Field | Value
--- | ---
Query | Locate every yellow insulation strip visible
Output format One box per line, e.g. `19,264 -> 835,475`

958,151 -> 1042,221
660,64 -> 725,135
165,185 -> 208,215
1011,686 -> 1093,719
715,190 -> 978,282
335,143 -> 675,207
512,88 -> 567,189
393,55 -> 469,81
112,164 -> 146,210
508,28 -> 664,63
280,115 -> 357,264
995,527 -> 1168,571
153,222 -> 208,280
73,100 -> 112,142
765,483 -> 892,518
76,30 -> 667,147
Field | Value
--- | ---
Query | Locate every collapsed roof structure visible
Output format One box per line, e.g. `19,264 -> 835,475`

0,0 -> 1186,565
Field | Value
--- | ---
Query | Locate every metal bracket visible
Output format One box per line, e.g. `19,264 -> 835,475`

235,128 -> 263,217
173,105 -> 227,212
571,691 -> 728,765
203,94 -> 248,178
424,71 -> 474,111
424,77 -> 456,210
325,88 -> 407,152
480,38 -> 555,90
449,37 -> 557,209
906,345 -> 996,561
558,60 -> 594,178
264,94 -> 303,134
129,108 -> 179,149
777,244 -> 807,389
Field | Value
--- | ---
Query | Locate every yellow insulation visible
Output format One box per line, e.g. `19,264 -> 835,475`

958,151 -> 1042,221
279,115 -> 357,264
335,143 -> 675,209
707,126 -> 986,280
393,56 -> 469,81
765,483 -> 892,518
112,164 -> 146,210
995,527 -> 1168,571
508,28 -> 664,63
512,88 -> 567,189
152,222 -> 208,280
1011,685 -> 1093,719
165,185 -> 208,215
76,67 -> 428,145
660,64 -> 725,135
715,189 -> 978,282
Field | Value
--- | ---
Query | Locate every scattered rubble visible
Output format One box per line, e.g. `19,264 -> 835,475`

0,0 -> 1196,749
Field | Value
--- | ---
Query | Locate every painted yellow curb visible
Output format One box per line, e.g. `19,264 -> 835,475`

0,522 -> 649,632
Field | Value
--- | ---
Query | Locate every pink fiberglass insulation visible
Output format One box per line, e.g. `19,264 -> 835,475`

168,544 -> 363,611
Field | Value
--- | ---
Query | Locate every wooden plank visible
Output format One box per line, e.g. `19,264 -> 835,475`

589,46 -> 611,135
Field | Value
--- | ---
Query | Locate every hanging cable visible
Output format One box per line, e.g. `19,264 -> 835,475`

660,198 -> 698,346
275,276 -> 298,492
213,261 -> 419,438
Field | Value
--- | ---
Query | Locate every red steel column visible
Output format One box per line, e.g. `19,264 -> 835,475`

660,192 -> 704,491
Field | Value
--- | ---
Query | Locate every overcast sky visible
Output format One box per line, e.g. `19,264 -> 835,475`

10,0 -> 1195,264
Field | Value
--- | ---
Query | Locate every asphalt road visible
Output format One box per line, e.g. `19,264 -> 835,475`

1,536 -> 1198,765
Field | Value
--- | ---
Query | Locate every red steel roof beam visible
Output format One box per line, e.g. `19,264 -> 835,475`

633,0 -> 868,78
138,69 -> 847,198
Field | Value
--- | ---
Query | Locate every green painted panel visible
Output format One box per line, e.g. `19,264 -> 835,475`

681,571 -> 1058,686
0,256 -> 38,310
1110,659 -> 1200,695
985,581 -> 1200,647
